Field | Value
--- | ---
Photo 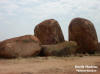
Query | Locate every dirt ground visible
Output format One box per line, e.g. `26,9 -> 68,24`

0,56 -> 100,74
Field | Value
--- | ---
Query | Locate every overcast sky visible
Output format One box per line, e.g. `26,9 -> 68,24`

0,0 -> 100,41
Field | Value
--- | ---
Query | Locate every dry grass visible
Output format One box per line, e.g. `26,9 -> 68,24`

0,56 -> 100,74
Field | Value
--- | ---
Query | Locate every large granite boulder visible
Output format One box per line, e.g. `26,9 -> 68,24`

39,41 -> 78,56
69,17 -> 98,53
0,35 -> 41,58
34,19 -> 65,45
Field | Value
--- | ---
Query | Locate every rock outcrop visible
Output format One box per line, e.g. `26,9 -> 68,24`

34,19 -> 65,45
0,35 -> 41,58
69,17 -> 98,53
39,41 -> 78,56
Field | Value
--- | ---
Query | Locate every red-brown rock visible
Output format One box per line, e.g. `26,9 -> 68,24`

95,42 -> 100,54
39,41 -> 78,56
69,17 -> 98,53
34,19 -> 65,45
98,43 -> 100,50
0,35 -> 41,58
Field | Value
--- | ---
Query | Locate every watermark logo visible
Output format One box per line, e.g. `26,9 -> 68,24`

75,65 -> 98,72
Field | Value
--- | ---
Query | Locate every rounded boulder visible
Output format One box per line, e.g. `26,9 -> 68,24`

34,19 -> 65,45
69,17 -> 98,53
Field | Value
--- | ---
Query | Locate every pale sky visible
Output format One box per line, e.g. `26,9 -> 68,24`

0,0 -> 100,41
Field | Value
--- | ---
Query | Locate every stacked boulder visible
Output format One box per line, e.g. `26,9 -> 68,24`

34,19 -> 78,56
34,19 -> 65,45
69,17 -> 98,54
0,17 -> 99,58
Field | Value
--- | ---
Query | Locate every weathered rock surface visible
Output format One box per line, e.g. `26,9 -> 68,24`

69,17 -> 98,53
98,43 -> 100,50
34,19 -> 65,45
95,42 -> 100,54
39,41 -> 78,56
0,35 -> 41,58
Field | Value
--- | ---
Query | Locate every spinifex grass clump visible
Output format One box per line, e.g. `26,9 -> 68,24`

16,39 -> 37,43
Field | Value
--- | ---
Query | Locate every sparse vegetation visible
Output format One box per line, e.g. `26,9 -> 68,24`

16,39 -> 36,43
